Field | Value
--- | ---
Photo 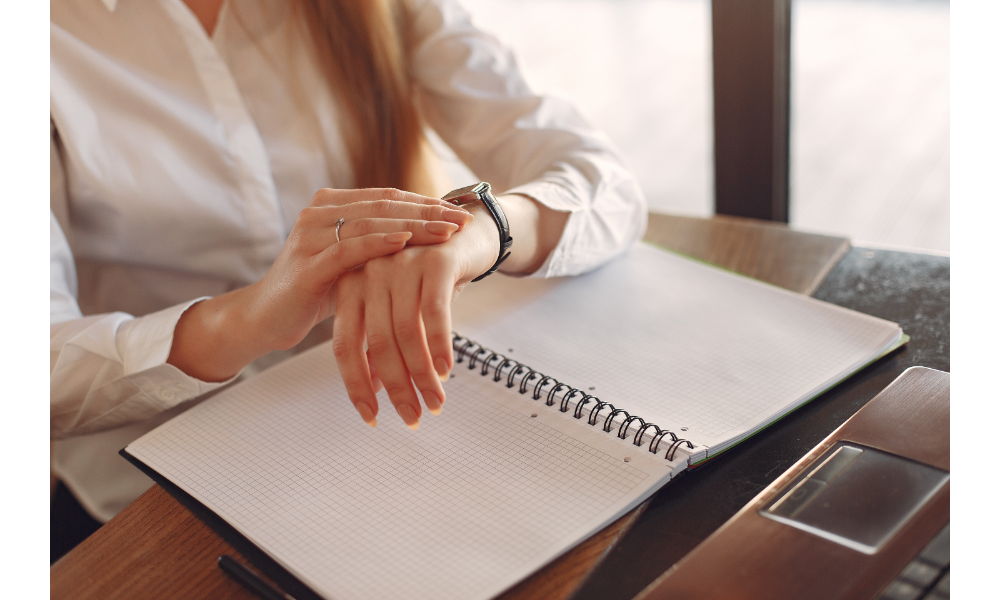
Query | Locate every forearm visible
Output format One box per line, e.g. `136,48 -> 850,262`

463,193 -> 569,278
167,286 -> 271,382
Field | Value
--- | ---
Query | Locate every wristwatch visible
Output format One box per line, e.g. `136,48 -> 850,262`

442,182 -> 513,281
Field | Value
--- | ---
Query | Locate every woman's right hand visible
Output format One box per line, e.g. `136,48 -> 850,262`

167,188 -> 473,384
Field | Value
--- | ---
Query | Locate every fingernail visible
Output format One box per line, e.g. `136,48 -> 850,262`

443,209 -> 474,224
434,357 -> 451,382
397,404 -> 420,430
424,221 -> 459,235
424,390 -> 443,416
357,402 -> 377,428
384,232 -> 412,244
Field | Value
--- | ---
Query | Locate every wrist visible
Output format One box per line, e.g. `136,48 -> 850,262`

238,281 -> 296,354
442,182 -> 512,281
457,202 -> 502,283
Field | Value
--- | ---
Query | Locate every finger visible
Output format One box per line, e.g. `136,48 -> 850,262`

332,276 -> 379,427
420,262 -> 456,384
298,203 -> 473,231
368,351 -> 384,394
364,273 -> 423,430
337,218 -> 458,246
338,201 -> 473,227
307,232 -> 411,289
392,274 -> 446,417
311,187 -> 453,208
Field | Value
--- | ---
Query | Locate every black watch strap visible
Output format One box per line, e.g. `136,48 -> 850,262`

441,182 -> 513,282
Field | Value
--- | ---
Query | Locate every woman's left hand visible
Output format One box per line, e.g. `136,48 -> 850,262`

332,191 -> 569,429
331,202 -> 500,429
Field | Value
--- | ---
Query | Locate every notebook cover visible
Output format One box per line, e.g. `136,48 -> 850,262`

119,448 -> 325,600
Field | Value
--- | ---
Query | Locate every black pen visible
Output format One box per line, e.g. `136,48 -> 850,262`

217,555 -> 297,600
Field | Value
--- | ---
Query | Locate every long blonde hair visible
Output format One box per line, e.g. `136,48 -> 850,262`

295,0 -> 432,194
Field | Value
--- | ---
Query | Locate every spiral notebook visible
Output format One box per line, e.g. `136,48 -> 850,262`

123,243 -> 904,600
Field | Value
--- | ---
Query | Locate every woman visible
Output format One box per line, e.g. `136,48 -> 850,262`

50,0 -> 646,533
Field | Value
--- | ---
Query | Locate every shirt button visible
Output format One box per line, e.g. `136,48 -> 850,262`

160,389 -> 176,401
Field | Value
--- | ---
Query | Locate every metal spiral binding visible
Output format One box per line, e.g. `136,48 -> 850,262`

479,352 -> 503,377
451,334 -> 694,461
560,389 -> 584,413
574,395 -> 598,419
532,376 -> 558,400
546,383 -> 571,407
493,358 -> 514,381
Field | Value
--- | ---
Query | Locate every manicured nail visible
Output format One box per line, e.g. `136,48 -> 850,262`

442,209 -> 474,224
424,391 -> 443,416
397,404 -> 420,430
384,232 -> 412,244
434,357 -> 450,382
357,402 -> 377,428
424,221 -> 459,236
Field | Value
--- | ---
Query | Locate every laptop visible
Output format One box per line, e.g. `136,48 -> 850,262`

634,366 -> 949,600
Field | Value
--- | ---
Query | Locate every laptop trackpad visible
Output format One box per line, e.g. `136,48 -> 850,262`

760,442 -> 949,554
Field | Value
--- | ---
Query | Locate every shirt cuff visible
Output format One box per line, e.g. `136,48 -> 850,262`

116,297 -> 241,411
498,181 -> 584,278
502,180 -> 581,213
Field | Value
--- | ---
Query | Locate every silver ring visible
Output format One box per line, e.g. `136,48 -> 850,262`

334,218 -> 346,243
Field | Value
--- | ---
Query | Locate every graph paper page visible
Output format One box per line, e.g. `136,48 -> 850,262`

126,345 -> 678,600
452,243 -> 901,454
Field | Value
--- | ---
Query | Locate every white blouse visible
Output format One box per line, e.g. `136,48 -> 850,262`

50,0 -> 647,520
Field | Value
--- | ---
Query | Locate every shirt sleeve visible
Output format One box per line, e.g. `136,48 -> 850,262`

408,0 -> 648,278
49,130 -> 236,439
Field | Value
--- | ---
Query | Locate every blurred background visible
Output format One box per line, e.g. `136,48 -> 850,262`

434,0 -> 949,253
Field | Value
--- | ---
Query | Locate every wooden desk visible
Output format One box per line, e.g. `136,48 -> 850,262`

50,213 -> 852,600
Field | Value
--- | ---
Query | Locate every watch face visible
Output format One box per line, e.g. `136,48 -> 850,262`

442,182 -> 491,205
444,192 -> 481,207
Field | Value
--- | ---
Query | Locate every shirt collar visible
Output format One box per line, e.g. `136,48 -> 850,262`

101,0 -> 118,11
